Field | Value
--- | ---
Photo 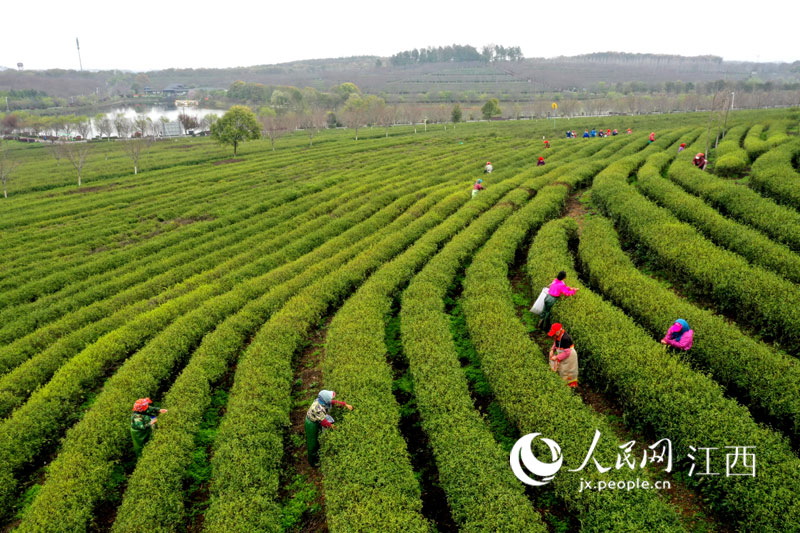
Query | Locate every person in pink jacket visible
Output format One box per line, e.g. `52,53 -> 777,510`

661,319 -> 694,350
539,271 -> 578,331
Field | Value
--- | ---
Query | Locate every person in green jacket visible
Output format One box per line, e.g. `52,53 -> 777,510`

305,390 -> 353,467
130,397 -> 168,457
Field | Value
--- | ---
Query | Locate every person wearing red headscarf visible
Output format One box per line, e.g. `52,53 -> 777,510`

678,143 -> 686,153
544,139 -> 550,149
649,132 -> 656,143
130,398 -> 167,457
537,156 -> 545,166
693,153 -> 707,170
548,323 -> 579,388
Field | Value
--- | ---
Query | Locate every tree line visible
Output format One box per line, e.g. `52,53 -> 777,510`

390,44 -> 523,66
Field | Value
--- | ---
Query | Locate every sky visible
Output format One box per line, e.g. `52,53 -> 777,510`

2,0 -> 797,71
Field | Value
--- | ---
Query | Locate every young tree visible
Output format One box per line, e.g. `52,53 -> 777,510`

63,141 -> 92,187
481,98 -> 502,120
405,104 -> 424,134
210,105 -> 260,156
0,141 -> 22,198
451,104 -> 462,127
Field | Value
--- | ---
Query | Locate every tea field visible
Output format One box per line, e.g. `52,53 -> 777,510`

0,110 -> 799,532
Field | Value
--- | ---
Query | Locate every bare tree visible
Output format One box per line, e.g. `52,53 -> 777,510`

75,118 -> 92,141
122,137 -> 153,175
177,113 -> 199,133
47,141 -> 64,165
159,116 -> 170,137
405,104 -> 424,133
705,90 -> 729,155
94,114 -> 113,140
201,113 -> 219,132
377,104 -> 396,137
133,114 -> 153,138
434,105 -> 449,129
114,114 -> 132,139
63,141 -> 92,186
341,94 -> 369,140
0,141 -> 22,198
297,106 -> 328,146
259,110 -> 289,151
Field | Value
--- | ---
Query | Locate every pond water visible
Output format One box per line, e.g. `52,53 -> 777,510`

99,105 -> 227,123
77,105 -> 228,138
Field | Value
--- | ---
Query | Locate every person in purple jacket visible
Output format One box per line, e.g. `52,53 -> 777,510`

661,319 -> 694,350
538,271 -> 578,331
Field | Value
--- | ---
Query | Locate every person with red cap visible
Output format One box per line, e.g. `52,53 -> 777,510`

548,323 -> 579,388
305,389 -> 354,467
537,156 -> 545,167
538,270 -> 578,331
130,398 -> 168,457
678,143 -> 686,153
693,153 -> 707,170
484,161 -> 493,174
544,139 -> 550,149
627,128 -> 632,134
648,132 -> 656,144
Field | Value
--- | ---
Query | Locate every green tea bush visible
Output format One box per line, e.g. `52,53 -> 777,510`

527,217 -> 800,531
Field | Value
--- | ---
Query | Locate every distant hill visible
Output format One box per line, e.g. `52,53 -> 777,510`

0,52 -> 798,102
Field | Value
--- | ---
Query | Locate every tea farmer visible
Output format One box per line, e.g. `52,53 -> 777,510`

693,153 -> 707,170
539,270 -> 578,331
131,398 -> 167,457
484,161 -> 493,174
472,178 -> 485,198
648,131 -> 656,144
544,139 -> 550,148
537,156 -> 545,167
548,323 -> 579,388
583,129 -> 590,138
678,142 -> 686,153
612,128 -> 618,136
627,128 -> 632,134
306,390 -> 353,467
661,319 -> 694,351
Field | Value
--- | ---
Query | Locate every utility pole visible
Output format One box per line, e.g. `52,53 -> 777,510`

76,38 -> 83,71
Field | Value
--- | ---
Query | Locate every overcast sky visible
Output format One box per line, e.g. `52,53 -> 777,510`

2,0 -> 797,71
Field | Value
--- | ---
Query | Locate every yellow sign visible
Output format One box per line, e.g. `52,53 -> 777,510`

551,102 -> 558,109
